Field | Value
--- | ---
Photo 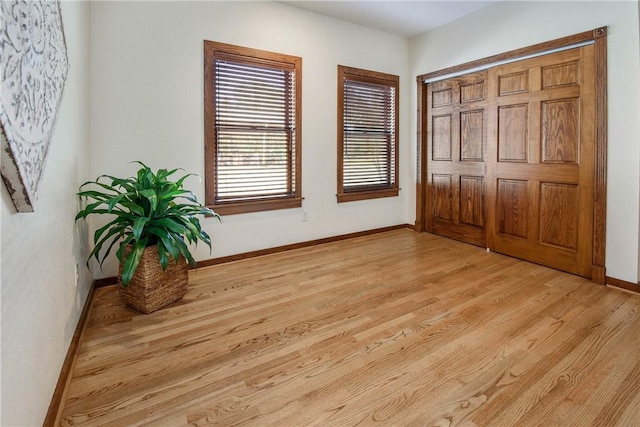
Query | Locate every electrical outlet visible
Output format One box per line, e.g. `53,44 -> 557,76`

74,261 -> 80,287
302,209 -> 309,222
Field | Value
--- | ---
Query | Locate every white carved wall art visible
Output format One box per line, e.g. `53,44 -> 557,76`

0,0 -> 69,212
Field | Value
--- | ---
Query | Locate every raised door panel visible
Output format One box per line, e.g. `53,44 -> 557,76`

432,88 -> 453,107
542,61 -> 579,89
539,183 -> 579,250
498,105 -> 528,162
432,174 -> 452,220
461,110 -> 484,161
498,71 -> 529,96
461,82 -> 484,103
432,115 -> 453,161
496,179 -> 528,238
542,99 -> 579,164
460,176 -> 484,227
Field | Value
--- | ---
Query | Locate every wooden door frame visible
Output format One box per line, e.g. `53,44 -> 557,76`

415,27 -> 608,284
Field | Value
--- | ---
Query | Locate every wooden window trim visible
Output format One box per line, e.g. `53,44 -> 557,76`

204,41 -> 302,215
337,65 -> 399,203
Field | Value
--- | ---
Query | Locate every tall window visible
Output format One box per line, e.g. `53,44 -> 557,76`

337,65 -> 399,203
204,41 -> 302,215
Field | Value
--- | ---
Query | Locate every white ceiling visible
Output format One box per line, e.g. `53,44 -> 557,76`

281,1 -> 498,38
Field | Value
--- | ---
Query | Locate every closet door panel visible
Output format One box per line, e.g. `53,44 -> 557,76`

426,72 -> 487,247
486,46 -> 595,277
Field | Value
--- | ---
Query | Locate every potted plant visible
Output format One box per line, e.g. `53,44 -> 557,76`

75,162 -> 220,313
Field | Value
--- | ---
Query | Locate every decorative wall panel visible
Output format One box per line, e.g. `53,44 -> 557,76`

0,0 -> 69,212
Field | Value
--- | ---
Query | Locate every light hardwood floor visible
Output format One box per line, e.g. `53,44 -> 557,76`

59,230 -> 640,426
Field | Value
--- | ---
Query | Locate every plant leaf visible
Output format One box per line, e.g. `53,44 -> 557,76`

172,236 -> 196,266
121,238 -> 148,286
157,240 -> 170,270
132,217 -> 150,241
139,188 -> 158,211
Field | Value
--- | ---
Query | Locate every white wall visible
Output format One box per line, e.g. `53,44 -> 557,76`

90,1 -> 411,277
0,1 -> 93,425
409,0 -> 640,283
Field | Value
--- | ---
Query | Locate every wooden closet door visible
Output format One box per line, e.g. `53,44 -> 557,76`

426,72 -> 487,247
485,46 -> 595,276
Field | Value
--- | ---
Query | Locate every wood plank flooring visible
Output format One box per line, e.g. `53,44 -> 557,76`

59,230 -> 640,426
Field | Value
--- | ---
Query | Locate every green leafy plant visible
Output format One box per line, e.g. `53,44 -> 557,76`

75,162 -> 220,286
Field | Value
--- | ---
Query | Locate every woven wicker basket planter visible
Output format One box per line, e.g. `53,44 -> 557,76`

118,245 -> 188,314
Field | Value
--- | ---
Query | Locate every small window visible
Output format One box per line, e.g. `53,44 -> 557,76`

204,41 -> 302,215
337,65 -> 399,203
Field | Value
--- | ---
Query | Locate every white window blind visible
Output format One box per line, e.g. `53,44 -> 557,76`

214,57 -> 296,203
342,79 -> 396,192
